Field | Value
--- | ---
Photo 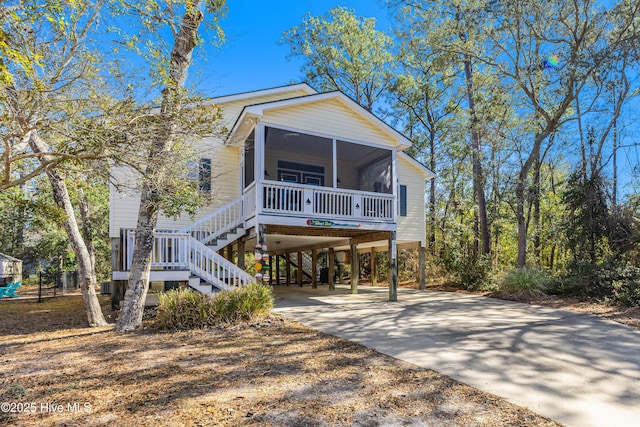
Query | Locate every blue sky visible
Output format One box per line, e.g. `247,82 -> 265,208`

195,0 -> 391,97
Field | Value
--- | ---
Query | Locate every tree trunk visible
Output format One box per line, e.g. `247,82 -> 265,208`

516,135 -> 544,269
3,59 -> 106,326
491,140 -> 500,266
29,131 -> 107,326
77,187 -> 96,272
532,153 -> 541,264
14,179 -> 27,258
116,186 -> 160,330
516,179 -> 528,269
548,160 -> 557,271
116,3 -> 205,331
462,55 -> 490,256
575,82 -> 587,180
612,119 -> 617,207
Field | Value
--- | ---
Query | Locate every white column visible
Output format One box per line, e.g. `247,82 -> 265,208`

389,230 -> 398,302
255,124 -> 264,214
392,149 -> 398,221
332,138 -> 337,188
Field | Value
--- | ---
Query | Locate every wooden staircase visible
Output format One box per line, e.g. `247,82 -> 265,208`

289,252 -> 318,281
177,198 -> 253,294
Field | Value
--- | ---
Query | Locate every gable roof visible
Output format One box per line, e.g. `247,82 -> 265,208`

399,152 -> 436,179
211,83 -> 317,105
0,253 -> 21,262
227,90 -> 412,150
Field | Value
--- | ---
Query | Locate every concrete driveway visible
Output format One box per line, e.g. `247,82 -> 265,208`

273,285 -> 640,427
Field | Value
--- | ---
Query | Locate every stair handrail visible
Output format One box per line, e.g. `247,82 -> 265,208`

178,197 -> 243,245
187,236 -> 254,290
290,252 -> 316,278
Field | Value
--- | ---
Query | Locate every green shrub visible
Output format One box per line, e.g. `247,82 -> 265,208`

448,255 -> 493,291
553,259 -> 640,306
211,282 -> 274,324
152,283 -> 274,330
609,264 -> 640,307
153,288 -> 216,330
497,268 -> 550,298
553,258 -> 616,298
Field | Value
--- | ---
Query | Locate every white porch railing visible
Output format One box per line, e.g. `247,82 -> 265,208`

122,229 -> 254,290
243,182 -> 257,218
188,237 -> 254,290
258,180 -> 395,222
123,230 -> 189,271
178,197 -> 243,245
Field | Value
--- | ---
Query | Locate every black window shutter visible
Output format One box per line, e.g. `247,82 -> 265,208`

400,185 -> 407,217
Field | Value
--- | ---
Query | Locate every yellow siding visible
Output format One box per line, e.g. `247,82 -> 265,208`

110,88 -> 311,238
219,89 -> 311,130
109,138 -> 240,237
336,158 -> 358,189
262,99 -> 397,148
397,155 -> 427,245
110,86 -> 426,244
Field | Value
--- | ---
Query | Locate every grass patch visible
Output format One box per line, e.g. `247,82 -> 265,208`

153,287 -> 216,330
211,282 -> 274,324
2,384 -> 28,399
496,268 -> 550,299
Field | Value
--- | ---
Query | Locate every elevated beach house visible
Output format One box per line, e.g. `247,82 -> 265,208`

110,84 -> 434,300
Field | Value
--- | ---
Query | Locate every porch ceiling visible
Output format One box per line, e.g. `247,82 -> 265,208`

244,232 -> 419,255
265,127 -> 331,157
266,234 -> 347,254
244,226 -> 405,255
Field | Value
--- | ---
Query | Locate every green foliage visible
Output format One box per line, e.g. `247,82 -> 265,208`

447,255 -> 494,291
73,178 -> 112,281
556,162 -> 640,305
109,0 -> 228,94
153,287 -> 216,330
0,173 -> 111,279
281,6 -> 393,111
2,384 -> 28,399
610,265 -> 640,307
374,251 -> 389,282
562,168 -> 610,263
152,284 -> 274,330
553,258 -> 610,298
0,186 -> 30,260
211,282 -> 274,324
497,268 -> 550,298
554,259 -> 640,306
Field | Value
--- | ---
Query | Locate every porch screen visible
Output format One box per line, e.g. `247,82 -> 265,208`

264,127 -> 332,187
244,130 -> 255,188
337,140 -> 392,193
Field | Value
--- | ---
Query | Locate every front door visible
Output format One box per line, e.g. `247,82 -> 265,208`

277,160 -> 325,186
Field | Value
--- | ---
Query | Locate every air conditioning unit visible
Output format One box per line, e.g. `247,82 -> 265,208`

100,281 -> 112,295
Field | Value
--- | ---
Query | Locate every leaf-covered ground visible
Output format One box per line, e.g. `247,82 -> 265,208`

0,296 -> 561,426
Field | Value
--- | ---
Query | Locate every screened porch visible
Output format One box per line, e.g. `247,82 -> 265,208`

242,125 -> 397,224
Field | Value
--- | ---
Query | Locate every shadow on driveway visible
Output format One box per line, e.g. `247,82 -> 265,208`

273,284 -> 640,427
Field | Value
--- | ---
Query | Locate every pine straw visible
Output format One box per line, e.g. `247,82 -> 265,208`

0,297 -> 561,427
